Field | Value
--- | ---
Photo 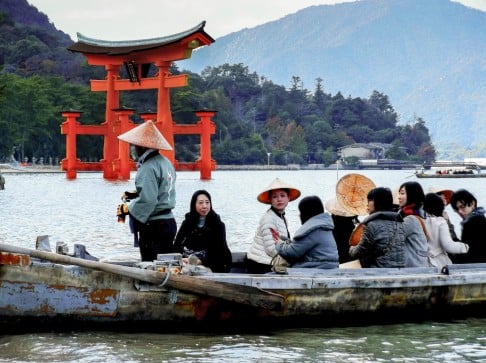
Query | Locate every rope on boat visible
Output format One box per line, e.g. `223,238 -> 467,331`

256,286 -> 285,300
159,269 -> 171,287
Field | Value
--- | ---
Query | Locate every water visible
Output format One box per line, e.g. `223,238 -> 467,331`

1,169 -> 486,362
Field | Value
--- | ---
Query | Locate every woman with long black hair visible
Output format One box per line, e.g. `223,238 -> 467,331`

173,190 -> 232,272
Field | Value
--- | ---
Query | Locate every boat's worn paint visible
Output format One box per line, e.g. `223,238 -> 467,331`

0,280 -> 118,316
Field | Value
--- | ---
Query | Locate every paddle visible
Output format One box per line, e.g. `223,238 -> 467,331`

0,243 -> 284,310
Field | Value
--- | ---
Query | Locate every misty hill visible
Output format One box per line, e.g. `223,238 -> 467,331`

179,0 -> 486,158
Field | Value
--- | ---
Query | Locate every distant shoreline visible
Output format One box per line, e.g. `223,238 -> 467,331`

0,163 -> 420,174
0,164 -> 63,174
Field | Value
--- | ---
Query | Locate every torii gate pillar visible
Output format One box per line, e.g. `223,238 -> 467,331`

60,110 -> 82,180
196,110 -> 216,180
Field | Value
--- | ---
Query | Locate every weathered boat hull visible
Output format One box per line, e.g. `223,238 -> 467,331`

2,254 -> 486,331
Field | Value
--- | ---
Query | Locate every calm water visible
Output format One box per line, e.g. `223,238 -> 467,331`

1,169 -> 486,362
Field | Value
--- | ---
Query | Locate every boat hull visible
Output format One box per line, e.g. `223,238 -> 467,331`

2,256 -> 486,331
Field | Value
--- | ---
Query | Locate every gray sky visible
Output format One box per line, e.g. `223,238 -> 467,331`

27,0 -> 486,41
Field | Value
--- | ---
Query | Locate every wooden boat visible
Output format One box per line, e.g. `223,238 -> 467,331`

416,161 -> 486,178
2,243 -> 486,332
416,171 -> 486,178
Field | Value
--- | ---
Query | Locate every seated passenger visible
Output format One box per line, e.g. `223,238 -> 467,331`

247,178 -> 301,273
349,187 -> 405,268
273,196 -> 339,269
325,198 -> 359,264
397,181 -> 429,267
173,190 -> 232,272
450,189 -> 486,264
428,187 -> 459,241
423,193 -> 468,268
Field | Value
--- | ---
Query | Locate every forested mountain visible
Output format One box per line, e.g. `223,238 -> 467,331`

180,0 -> 486,158
0,0 -> 436,166
0,0 -> 86,79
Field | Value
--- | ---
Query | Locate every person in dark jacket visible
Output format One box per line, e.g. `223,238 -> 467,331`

325,198 -> 359,264
173,190 -> 232,272
450,189 -> 486,264
273,196 -> 339,269
349,187 -> 406,268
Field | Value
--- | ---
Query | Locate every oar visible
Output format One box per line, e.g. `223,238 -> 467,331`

0,243 -> 284,310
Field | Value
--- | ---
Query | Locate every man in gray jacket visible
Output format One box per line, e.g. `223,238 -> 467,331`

118,121 -> 176,261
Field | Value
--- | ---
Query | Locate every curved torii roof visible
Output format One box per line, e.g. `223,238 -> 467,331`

68,21 -> 214,56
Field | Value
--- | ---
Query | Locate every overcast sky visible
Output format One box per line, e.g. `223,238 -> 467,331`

27,0 -> 485,41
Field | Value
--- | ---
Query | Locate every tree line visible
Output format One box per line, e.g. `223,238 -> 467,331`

0,62 -> 436,166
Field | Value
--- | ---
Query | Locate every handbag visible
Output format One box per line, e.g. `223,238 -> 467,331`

270,254 -> 289,274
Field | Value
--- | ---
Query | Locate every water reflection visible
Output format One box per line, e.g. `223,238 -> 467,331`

1,320 -> 486,362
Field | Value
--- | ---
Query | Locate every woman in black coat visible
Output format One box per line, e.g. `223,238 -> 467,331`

173,190 -> 232,272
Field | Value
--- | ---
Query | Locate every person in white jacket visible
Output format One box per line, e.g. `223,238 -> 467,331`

246,178 -> 300,273
423,193 -> 469,268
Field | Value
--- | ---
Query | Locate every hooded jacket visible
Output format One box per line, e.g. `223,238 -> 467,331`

276,213 -> 339,269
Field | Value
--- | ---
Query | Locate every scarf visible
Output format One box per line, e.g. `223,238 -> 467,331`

400,203 -> 423,218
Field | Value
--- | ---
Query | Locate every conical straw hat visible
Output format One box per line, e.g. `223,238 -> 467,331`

335,173 -> 376,216
257,177 -> 301,204
118,121 -> 172,150
325,197 -> 356,217
427,187 -> 453,205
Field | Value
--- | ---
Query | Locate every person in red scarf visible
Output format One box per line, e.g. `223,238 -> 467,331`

397,181 -> 429,267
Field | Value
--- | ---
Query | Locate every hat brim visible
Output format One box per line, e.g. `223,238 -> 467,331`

257,188 -> 301,204
257,178 -> 301,204
336,173 -> 376,216
325,198 -> 356,217
118,121 -> 173,150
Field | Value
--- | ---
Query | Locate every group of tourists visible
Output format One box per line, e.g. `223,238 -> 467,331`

116,121 -> 486,273
346,182 -> 483,269
246,177 -> 485,272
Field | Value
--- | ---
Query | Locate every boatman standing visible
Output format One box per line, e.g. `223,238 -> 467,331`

117,121 -> 177,262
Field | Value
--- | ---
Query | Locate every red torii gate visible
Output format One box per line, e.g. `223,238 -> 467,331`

62,22 -> 216,180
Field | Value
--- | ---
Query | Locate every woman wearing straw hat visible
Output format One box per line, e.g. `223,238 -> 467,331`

246,178 -> 300,273
117,121 -> 177,262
